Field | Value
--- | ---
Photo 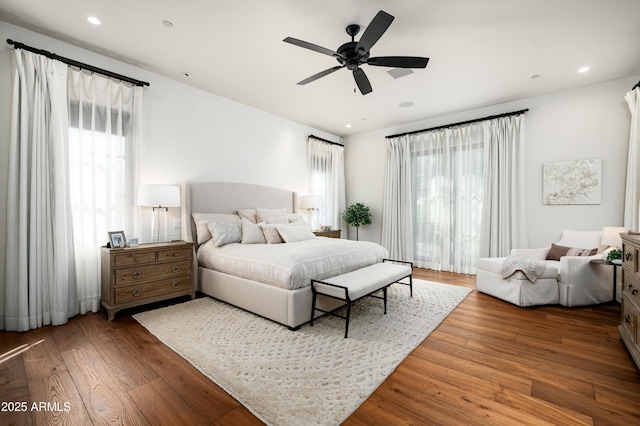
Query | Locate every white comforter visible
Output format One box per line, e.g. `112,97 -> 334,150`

197,237 -> 388,290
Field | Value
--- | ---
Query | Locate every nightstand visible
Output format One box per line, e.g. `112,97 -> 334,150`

313,229 -> 341,238
101,241 -> 196,320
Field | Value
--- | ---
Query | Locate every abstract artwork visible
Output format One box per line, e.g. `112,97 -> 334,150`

542,159 -> 602,205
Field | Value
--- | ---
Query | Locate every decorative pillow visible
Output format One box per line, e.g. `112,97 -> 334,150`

259,223 -> 284,244
556,230 -> 603,252
288,214 -> 307,226
546,243 -> 598,261
241,218 -> 266,244
256,207 -> 288,224
207,220 -> 242,247
275,224 -> 316,243
192,213 -> 240,244
237,208 -> 257,224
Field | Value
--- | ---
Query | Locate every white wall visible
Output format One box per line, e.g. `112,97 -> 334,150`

0,21 -> 338,288
345,76 -> 639,248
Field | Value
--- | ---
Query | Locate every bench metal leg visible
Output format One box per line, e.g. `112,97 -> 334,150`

310,290 -> 316,326
383,286 -> 388,314
345,302 -> 351,338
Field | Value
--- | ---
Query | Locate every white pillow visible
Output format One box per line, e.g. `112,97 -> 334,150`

275,224 -> 316,243
241,218 -> 266,244
556,229 -> 603,250
288,214 -> 307,226
237,208 -> 257,223
259,223 -> 284,244
192,213 -> 240,244
256,207 -> 288,223
207,220 -> 242,247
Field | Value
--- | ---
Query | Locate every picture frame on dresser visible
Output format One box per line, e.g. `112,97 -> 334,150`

108,230 -> 126,248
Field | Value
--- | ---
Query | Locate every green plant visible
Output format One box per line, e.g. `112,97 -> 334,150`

606,248 -> 622,262
342,202 -> 372,240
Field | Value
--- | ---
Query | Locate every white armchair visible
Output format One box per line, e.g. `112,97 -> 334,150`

476,229 -> 617,307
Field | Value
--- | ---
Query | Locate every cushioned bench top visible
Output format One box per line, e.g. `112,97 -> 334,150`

313,262 -> 412,300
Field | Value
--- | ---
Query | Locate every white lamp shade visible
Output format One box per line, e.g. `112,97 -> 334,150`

137,184 -> 180,207
300,195 -> 324,210
601,226 -> 627,248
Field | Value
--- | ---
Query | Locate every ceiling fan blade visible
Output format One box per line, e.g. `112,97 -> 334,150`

353,68 -> 372,95
367,56 -> 430,68
283,37 -> 339,58
298,65 -> 344,85
355,10 -> 394,56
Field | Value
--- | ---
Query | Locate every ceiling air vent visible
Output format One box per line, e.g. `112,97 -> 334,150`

387,68 -> 414,79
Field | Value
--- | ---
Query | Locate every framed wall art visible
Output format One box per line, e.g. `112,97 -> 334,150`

542,159 -> 602,205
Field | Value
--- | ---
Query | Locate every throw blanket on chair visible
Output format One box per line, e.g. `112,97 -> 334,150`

500,253 -> 547,282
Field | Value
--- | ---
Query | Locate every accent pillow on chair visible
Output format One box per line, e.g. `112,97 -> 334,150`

546,243 -> 598,261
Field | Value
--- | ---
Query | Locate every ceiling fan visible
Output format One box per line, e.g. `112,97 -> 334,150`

283,10 -> 429,95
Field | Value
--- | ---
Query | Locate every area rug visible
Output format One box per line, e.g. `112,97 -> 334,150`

133,279 -> 471,426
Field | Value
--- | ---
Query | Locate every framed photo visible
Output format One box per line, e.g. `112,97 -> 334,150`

108,231 -> 126,248
321,225 -> 332,231
542,159 -> 602,205
128,237 -> 139,247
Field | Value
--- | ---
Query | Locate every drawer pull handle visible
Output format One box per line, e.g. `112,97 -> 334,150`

173,252 -> 178,257
132,271 -> 141,279
625,252 -> 632,261
132,289 -> 141,297
633,289 -> 639,295
172,281 -> 179,289
625,314 -> 631,323
171,266 -> 179,273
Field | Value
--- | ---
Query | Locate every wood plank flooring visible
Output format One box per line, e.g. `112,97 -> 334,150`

1,269 -> 638,425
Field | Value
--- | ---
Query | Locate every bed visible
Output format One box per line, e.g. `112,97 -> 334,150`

180,182 -> 388,329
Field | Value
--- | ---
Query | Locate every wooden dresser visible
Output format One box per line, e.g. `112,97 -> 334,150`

620,233 -> 640,368
101,241 -> 196,320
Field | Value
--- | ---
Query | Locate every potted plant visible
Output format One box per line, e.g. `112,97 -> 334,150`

342,202 -> 372,241
607,248 -> 622,264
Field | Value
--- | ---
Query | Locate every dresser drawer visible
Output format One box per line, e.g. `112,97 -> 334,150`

114,251 -> 156,267
115,259 -> 192,286
115,276 -> 192,304
622,241 -> 638,275
158,247 -> 192,261
621,296 -> 637,343
623,270 -> 640,305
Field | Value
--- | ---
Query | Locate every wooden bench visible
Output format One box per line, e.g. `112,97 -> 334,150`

310,259 -> 413,338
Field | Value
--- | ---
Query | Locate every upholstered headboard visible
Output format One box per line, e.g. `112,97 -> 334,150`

180,182 -> 297,243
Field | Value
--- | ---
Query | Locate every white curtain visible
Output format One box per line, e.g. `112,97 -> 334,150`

479,115 -> 528,257
409,124 -> 485,274
381,137 -> 413,261
4,50 -> 78,331
382,113 -> 527,274
308,137 -> 346,231
67,70 -> 141,314
624,87 -> 640,231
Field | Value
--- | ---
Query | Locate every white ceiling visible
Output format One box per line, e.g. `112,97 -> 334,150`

1,0 -> 639,137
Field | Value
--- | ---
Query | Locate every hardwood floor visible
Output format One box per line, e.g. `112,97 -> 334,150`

1,269 -> 638,425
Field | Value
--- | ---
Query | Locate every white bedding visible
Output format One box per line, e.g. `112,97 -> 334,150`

197,237 -> 388,290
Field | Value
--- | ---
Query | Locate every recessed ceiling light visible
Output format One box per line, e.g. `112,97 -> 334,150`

399,101 -> 414,108
182,72 -> 192,77
578,66 -> 590,73
87,16 -> 101,25
162,20 -> 173,28
346,124 -> 352,128
530,74 -> 541,79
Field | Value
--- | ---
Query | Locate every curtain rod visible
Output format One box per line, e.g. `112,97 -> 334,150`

385,108 -> 529,139
6,39 -> 150,87
308,134 -> 344,147
634,80 -> 640,90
